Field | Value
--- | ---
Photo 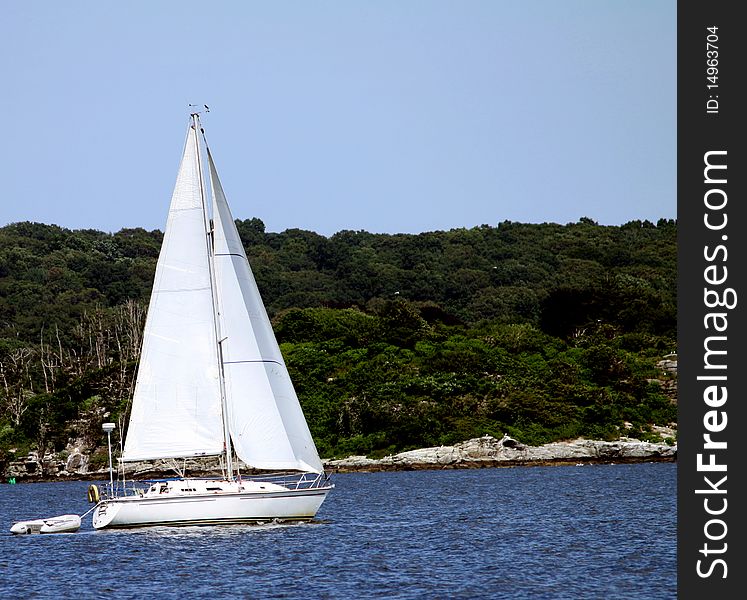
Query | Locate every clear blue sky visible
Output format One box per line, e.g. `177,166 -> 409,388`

2,1 -> 675,237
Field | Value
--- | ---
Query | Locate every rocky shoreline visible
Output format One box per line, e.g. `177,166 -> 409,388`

2,433 -> 676,483
324,434 -> 676,472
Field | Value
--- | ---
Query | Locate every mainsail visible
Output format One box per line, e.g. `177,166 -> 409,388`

122,123 -> 224,462
122,116 -> 323,474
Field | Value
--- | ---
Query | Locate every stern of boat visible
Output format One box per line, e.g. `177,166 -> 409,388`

92,500 -> 122,530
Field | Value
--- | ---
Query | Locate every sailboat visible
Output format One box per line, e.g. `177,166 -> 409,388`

92,113 -> 333,529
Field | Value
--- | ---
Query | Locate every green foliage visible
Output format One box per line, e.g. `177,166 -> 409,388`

88,447 -> 110,470
0,218 -> 677,460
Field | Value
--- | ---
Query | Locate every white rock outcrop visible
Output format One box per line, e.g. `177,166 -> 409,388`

324,434 -> 676,471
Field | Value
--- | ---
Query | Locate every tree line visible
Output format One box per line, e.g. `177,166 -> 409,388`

0,217 -> 676,467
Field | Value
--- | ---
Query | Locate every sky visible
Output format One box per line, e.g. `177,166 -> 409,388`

1,1 -> 676,237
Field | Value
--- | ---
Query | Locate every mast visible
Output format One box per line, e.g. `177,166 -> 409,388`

192,112 -> 235,480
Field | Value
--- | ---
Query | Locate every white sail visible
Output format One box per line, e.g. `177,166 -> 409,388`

122,124 -> 224,462
208,149 -> 324,474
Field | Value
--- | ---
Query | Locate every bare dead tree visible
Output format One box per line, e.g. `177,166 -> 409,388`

0,347 -> 36,426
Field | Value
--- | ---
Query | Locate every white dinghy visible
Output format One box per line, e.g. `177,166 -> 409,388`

10,514 -> 81,535
91,112 -> 333,530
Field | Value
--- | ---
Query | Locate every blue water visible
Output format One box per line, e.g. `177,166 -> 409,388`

0,463 -> 675,599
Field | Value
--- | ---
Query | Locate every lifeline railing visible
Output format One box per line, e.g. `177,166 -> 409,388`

242,471 -> 333,490
101,470 -> 332,499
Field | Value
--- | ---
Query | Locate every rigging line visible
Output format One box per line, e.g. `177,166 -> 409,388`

199,124 -> 211,149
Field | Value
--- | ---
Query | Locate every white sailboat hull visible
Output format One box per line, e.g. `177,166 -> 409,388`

92,482 -> 332,530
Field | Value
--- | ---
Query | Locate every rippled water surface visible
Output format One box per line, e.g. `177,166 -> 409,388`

1,463 -> 675,599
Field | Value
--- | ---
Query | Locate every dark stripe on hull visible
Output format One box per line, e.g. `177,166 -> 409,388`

100,488 -> 330,507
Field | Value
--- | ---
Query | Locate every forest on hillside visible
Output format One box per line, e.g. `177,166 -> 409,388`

0,218 -> 677,469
